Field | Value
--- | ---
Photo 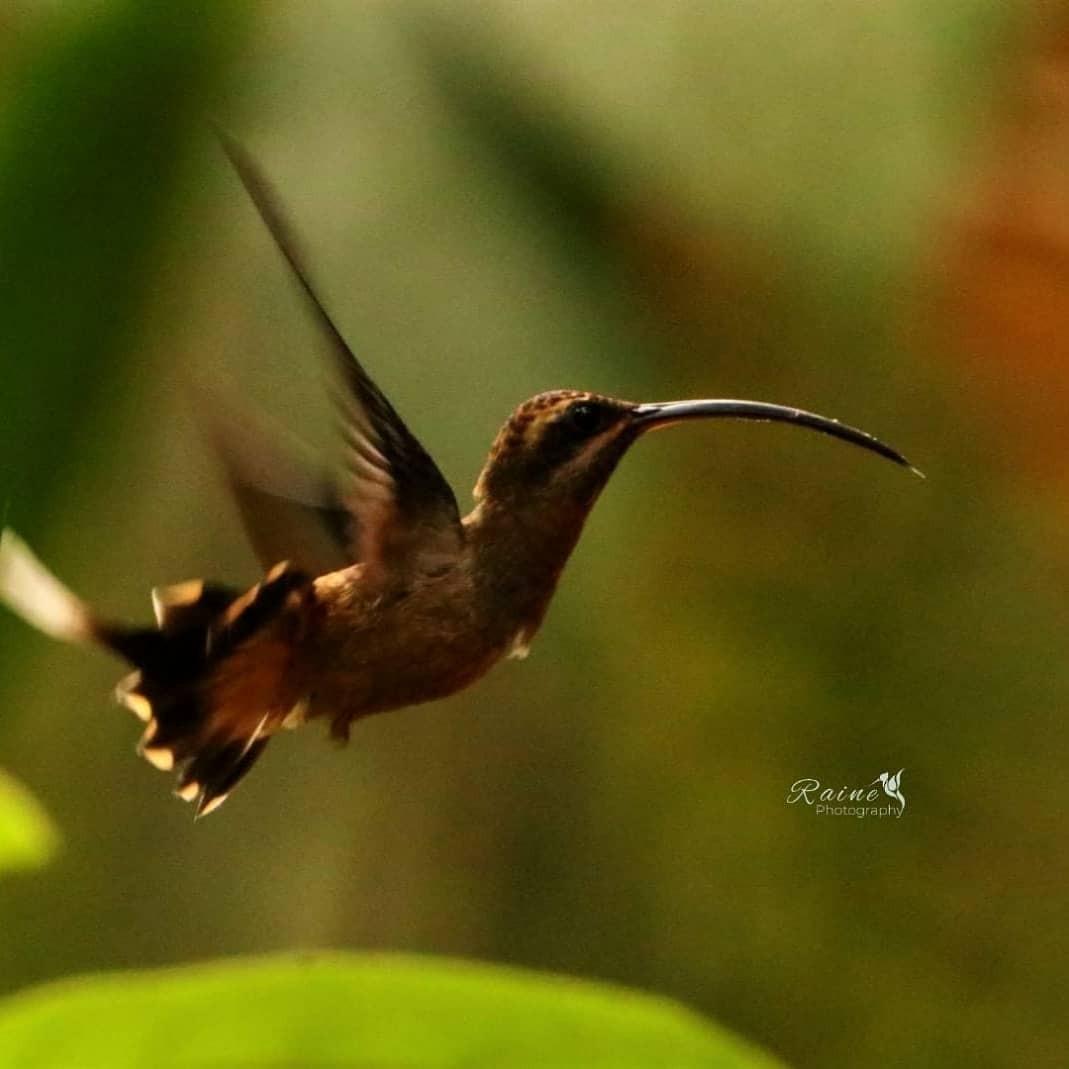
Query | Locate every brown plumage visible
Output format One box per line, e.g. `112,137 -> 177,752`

0,139 -> 919,817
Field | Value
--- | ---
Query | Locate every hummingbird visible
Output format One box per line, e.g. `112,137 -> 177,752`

874,769 -> 906,814
0,138 -> 919,817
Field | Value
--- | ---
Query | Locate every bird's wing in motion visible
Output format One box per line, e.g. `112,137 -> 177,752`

216,132 -> 464,579
196,380 -> 354,577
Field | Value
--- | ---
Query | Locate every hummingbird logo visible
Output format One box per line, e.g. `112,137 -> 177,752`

786,770 -> 907,818
873,769 -> 905,815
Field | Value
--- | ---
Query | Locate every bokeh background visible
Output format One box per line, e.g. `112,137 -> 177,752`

2,2 -> 1068,1066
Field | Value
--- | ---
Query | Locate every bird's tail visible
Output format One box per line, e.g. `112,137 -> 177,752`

0,529 -> 307,816
0,529 -> 97,644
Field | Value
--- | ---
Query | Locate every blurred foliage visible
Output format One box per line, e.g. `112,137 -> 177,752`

0,953 -> 782,1069
0,771 -> 57,875
0,1 -> 240,539
2,2 -> 1068,1068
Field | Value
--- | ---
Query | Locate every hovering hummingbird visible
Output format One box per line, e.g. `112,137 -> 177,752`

0,138 -> 920,817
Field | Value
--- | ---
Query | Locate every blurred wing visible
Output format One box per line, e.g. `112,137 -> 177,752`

219,131 -> 463,577
196,381 -> 353,576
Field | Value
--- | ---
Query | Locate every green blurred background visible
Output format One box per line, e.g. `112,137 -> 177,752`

2,2 -> 1067,1066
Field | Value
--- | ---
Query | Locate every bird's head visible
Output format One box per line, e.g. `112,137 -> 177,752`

473,391 -> 639,512
473,389 -> 918,521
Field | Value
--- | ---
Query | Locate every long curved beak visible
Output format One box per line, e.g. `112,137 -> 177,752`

630,399 -> 921,475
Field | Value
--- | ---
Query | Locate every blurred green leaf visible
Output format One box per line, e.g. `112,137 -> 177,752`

0,952 -> 785,1068
0,2 -> 242,536
409,12 -> 613,231
0,769 -> 58,874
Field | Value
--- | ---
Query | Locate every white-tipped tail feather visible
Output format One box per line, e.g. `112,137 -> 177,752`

0,529 -> 93,642
1,528 -> 299,816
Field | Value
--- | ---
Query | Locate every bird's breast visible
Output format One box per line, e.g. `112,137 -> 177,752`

301,566 -> 509,725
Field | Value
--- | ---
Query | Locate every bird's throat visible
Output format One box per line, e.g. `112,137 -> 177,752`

465,499 -> 590,642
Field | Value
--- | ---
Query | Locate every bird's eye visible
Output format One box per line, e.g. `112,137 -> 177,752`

565,401 -> 605,435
